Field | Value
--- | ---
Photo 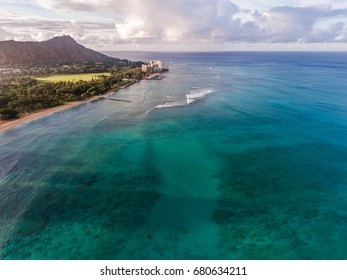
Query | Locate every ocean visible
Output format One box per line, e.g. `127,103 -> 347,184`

1,52 -> 347,259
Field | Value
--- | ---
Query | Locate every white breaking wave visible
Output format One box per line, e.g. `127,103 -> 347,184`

155,102 -> 186,109
186,87 -> 213,104
155,95 -> 186,109
151,87 -> 214,111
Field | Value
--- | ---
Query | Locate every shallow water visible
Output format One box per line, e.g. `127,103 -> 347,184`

1,52 -> 347,259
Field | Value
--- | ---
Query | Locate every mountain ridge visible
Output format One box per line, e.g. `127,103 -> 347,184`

0,36 -> 119,65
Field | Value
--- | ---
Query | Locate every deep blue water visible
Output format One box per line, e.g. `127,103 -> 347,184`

1,52 -> 347,259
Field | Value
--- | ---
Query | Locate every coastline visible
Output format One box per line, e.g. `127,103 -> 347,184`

0,84 -> 134,134
0,62 -> 168,134
0,99 -> 95,134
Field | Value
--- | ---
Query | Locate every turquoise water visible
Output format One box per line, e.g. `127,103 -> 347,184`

1,52 -> 347,259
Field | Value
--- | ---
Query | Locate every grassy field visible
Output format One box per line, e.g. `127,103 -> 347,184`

36,72 -> 111,83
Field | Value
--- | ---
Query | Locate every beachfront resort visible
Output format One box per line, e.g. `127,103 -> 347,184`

142,60 -> 169,80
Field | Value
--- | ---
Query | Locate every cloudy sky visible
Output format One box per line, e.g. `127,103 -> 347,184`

1,0 -> 347,51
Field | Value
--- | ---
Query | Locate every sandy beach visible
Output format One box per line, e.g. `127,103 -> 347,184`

0,87 -> 122,133
0,100 -> 89,133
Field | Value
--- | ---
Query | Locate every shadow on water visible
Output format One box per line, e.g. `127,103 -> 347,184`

1,127 -> 219,260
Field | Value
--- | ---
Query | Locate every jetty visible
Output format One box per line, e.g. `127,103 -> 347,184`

99,97 -> 131,103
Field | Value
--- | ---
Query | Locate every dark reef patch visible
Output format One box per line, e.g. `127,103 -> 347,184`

213,143 -> 347,259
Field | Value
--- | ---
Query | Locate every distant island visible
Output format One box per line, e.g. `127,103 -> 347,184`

0,36 -> 144,129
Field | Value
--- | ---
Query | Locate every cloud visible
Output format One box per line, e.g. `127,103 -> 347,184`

255,5 -> 347,43
32,0 -> 241,41
0,28 -> 14,41
0,18 -> 117,44
116,18 -> 149,39
305,22 -> 346,42
33,0 -> 98,12
3,0 -> 347,49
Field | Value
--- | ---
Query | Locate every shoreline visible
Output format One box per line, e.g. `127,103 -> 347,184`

0,98 -> 97,134
0,82 -> 138,134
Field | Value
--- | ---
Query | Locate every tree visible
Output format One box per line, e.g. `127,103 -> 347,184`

0,108 -> 19,120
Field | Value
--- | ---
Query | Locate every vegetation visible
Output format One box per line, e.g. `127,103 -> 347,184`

0,63 -> 139,81
0,66 -> 143,119
36,73 -> 111,83
0,108 -> 19,120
